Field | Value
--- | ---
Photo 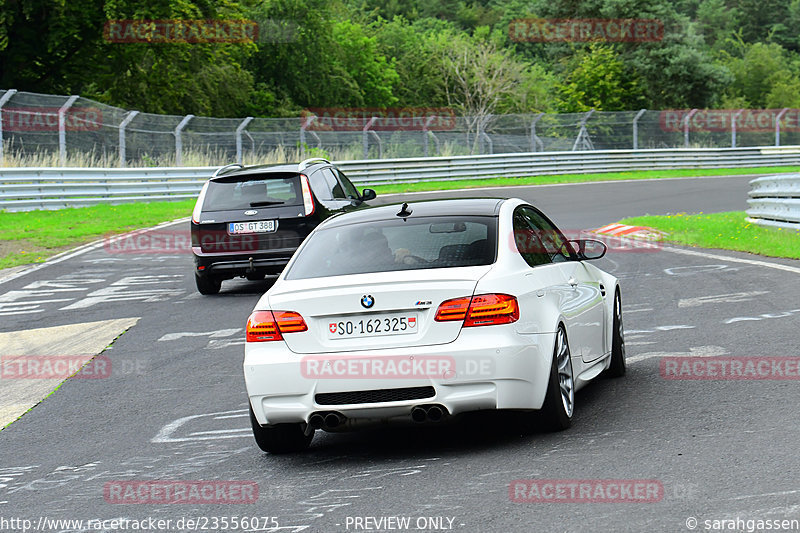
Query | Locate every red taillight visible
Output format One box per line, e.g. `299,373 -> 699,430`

463,294 -> 519,327
434,294 -> 519,327
274,311 -> 308,333
246,310 -> 308,342
300,174 -> 315,216
434,297 -> 471,322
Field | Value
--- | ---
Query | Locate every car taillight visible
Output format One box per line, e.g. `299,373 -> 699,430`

463,294 -> 519,327
434,297 -> 471,322
192,181 -> 210,224
246,310 -> 308,342
299,174 -> 315,216
434,294 -> 519,327
274,311 -> 308,333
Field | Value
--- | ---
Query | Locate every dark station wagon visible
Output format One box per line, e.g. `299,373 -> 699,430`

190,158 -> 376,294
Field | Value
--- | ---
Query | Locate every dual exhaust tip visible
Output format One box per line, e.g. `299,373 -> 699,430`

308,404 -> 449,430
411,404 -> 446,423
308,412 -> 344,430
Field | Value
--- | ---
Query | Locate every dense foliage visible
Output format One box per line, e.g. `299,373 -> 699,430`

1,0 -> 798,116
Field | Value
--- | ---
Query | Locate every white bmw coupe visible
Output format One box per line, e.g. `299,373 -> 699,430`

244,198 -> 625,453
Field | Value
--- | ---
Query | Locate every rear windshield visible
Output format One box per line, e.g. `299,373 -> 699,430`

284,216 -> 497,280
202,174 -> 302,212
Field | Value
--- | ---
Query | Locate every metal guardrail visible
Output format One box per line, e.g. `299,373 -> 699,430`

3,146 -> 800,211
747,174 -> 800,229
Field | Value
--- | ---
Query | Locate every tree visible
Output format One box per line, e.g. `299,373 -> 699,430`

556,44 -> 645,112
0,0 -> 107,93
525,0 -> 732,108
695,0 -> 739,50
435,28 -> 554,151
371,16 -> 452,107
716,40 -> 800,107
245,0 -> 399,113
330,20 -> 399,106
0,0 -> 256,116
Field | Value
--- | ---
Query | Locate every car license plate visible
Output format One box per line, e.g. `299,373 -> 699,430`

228,220 -> 277,234
327,313 -> 418,339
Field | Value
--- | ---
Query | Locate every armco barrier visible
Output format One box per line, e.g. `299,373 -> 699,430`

2,146 -> 800,211
747,174 -> 800,229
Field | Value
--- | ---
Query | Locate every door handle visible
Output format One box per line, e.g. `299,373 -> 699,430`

568,277 -> 578,288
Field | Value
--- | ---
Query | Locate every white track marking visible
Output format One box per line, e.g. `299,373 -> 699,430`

678,291 -> 770,308
627,345 -> 729,365
662,246 -> 800,275
158,328 -> 241,342
0,218 -> 189,286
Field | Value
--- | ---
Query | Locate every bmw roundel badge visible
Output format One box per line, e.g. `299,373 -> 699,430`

361,295 -> 374,308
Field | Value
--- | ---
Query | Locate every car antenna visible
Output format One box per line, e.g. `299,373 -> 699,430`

396,202 -> 413,218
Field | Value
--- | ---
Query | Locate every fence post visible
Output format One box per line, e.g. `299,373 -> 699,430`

531,113 -> 544,152
174,114 -> 194,166
482,132 -> 493,154
632,109 -> 646,150
118,110 -> 139,168
775,108 -> 789,147
731,109 -> 744,148
423,116 -> 435,157
572,109 -> 595,151
481,114 -> 493,154
300,115 -> 316,156
0,89 -> 17,165
58,95 -> 79,166
363,116 -> 377,158
682,109 -> 698,148
235,116 -> 253,164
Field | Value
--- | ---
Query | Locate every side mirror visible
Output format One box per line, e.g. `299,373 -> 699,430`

568,239 -> 607,260
361,188 -> 377,201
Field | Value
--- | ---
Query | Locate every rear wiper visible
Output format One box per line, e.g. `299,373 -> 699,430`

249,200 -> 284,207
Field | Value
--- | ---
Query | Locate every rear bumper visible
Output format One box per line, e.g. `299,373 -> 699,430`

244,328 -> 557,427
192,246 -> 292,277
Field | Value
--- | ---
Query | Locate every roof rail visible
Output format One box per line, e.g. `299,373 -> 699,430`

298,158 -> 331,171
212,163 -> 244,178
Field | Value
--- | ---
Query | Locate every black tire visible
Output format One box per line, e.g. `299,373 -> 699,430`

195,273 -> 221,295
540,326 -> 574,431
603,290 -> 626,378
249,406 -> 313,454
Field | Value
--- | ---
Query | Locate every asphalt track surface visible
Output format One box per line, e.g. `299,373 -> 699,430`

2,174 -> 800,533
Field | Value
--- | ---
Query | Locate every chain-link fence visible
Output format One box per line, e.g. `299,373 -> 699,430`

2,89 -> 799,167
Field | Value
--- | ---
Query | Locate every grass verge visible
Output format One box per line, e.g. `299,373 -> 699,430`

370,166 -> 800,195
1,166 -> 798,270
618,211 -> 800,259
0,200 -> 194,270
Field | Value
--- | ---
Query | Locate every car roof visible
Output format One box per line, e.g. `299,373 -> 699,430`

210,162 -> 326,180
322,198 -> 506,229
